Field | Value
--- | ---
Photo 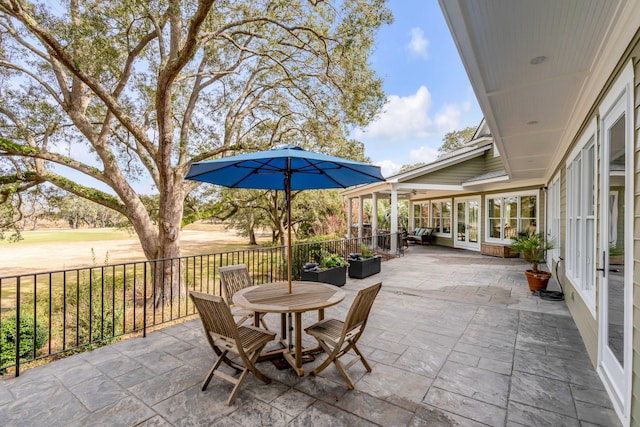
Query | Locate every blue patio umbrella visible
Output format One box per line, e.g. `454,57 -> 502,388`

185,145 -> 385,293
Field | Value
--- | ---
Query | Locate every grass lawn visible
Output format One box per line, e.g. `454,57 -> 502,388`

0,229 -> 135,246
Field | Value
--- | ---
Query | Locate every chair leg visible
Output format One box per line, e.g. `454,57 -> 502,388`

259,314 -> 270,331
225,367 -> 248,405
246,343 -> 272,384
351,342 -> 372,372
333,357 -> 356,390
226,343 -> 272,405
203,349 -> 228,391
310,339 -> 339,376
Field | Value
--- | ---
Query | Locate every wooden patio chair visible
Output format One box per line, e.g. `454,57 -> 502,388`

189,291 -> 276,405
304,282 -> 382,389
220,264 -> 269,329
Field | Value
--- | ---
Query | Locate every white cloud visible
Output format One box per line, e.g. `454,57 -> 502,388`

407,28 -> 429,59
355,86 -> 471,144
434,104 -> 463,134
355,86 -> 433,141
376,159 -> 402,177
409,146 -> 439,164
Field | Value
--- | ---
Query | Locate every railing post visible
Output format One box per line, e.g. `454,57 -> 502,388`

143,262 -> 147,338
15,276 -> 20,377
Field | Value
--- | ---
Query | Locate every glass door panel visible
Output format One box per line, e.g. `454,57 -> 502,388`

454,198 -> 480,250
468,200 -> 479,243
605,115 -> 625,367
457,202 -> 466,242
599,89 -> 629,415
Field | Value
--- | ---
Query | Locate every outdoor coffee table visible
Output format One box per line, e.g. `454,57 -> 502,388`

232,280 -> 345,376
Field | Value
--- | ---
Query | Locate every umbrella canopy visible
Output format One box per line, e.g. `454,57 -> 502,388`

185,146 -> 384,190
185,146 -> 385,292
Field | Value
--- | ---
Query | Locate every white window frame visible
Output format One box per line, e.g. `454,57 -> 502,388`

596,60 -> 634,426
546,174 -> 561,264
485,190 -> 538,244
565,119 -> 597,314
412,202 -> 429,229
430,199 -> 453,236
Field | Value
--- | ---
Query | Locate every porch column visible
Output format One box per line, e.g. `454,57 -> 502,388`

408,200 -> 414,231
371,192 -> 379,249
346,198 -> 353,238
390,188 -> 398,253
358,195 -> 364,240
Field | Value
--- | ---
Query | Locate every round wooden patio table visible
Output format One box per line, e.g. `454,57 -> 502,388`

233,281 -> 345,376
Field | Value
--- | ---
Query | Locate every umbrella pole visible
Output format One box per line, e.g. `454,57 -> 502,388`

286,163 -> 293,294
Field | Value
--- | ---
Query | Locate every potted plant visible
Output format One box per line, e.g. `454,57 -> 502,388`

301,252 -> 349,287
510,230 -> 554,292
348,244 -> 381,279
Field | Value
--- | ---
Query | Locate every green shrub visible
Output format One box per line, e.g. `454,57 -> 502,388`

360,243 -> 374,259
0,314 -> 47,372
320,253 -> 349,269
63,278 -> 125,346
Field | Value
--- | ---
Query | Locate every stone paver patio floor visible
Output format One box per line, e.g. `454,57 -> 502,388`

0,245 -> 621,426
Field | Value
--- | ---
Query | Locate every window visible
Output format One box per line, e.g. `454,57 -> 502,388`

430,199 -> 452,235
485,192 -> 538,243
566,120 -> 596,310
412,203 -> 429,229
411,200 -> 452,235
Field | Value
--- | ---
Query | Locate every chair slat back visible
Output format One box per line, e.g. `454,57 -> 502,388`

189,291 -> 239,342
220,264 -> 252,305
343,282 -> 382,334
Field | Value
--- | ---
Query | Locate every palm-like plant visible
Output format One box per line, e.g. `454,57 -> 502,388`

509,230 -> 554,273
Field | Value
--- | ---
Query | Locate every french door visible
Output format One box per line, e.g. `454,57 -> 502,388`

454,198 -> 480,250
598,63 -> 632,423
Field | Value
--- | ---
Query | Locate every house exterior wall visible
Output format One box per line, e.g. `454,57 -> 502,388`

484,144 -> 504,173
631,53 -> 640,427
405,156 -> 485,185
545,33 -> 640,426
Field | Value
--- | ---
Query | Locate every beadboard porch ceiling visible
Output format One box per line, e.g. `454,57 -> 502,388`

439,0 -> 629,182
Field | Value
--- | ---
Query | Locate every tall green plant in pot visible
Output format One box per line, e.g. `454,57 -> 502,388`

510,230 -> 554,292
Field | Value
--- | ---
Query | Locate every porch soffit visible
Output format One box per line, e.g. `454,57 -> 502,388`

342,143 -> 493,199
438,0 -> 629,182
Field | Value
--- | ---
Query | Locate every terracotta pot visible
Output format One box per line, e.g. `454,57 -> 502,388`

524,270 -> 551,292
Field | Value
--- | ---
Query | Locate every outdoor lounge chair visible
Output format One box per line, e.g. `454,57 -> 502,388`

304,282 -> 382,389
189,291 -> 277,405
419,228 -> 434,245
406,228 -> 425,243
220,264 -> 269,329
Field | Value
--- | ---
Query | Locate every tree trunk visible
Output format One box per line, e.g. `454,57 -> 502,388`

249,227 -> 257,245
153,181 -> 184,308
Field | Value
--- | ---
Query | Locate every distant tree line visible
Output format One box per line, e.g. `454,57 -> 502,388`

16,186 -> 129,231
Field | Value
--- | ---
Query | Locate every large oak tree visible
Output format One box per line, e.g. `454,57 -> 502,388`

0,0 -> 391,301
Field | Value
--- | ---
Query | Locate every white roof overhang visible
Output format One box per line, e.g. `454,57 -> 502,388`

438,0 -> 640,182
342,143 -> 491,198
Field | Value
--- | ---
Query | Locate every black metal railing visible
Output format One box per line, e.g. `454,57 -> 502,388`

0,233 -> 401,376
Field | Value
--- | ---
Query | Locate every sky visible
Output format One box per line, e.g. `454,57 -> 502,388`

357,0 -> 483,177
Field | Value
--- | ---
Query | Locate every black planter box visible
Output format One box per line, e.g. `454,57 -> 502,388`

348,256 -> 381,279
301,266 -> 347,287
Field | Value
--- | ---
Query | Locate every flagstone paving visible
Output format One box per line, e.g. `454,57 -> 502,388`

0,245 -> 621,426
